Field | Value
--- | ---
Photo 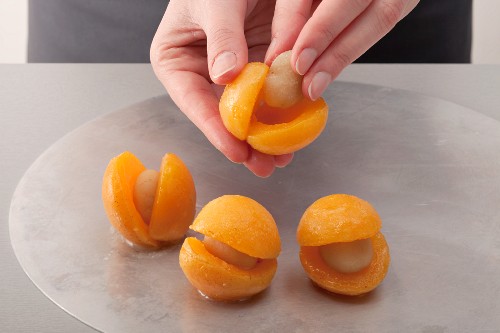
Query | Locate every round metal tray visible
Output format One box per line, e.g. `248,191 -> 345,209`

10,82 -> 500,332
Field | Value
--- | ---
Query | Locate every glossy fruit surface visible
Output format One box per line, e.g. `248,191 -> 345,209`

297,194 -> 382,246
300,232 -> 390,295
102,151 -> 196,248
179,195 -> 281,301
297,194 -> 390,295
180,237 -> 277,301
191,195 -> 281,258
149,153 -> 196,243
219,63 -> 269,141
219,61 -> 328,155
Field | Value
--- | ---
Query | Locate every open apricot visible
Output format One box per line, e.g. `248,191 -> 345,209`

179,195 -> 281,301
296,194 -> 390,296
102,151 -> 196,248
219,53 -> 329,156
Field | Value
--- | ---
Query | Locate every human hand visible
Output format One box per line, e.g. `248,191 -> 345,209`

151,0 -> 292,178
151,0 -> 419,177
265,0 -> 420,100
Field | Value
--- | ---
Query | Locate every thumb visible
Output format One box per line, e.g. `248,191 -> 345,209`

202,0 -> 248,84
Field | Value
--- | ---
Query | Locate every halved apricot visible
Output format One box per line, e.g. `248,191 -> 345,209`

248,98 -> 328,155
180,238 -> 278,302
219,55 -> 329,156
179,195 -> 281,301
296,194 -> 390,295
300,233 -> 390,296
149,154 -> 197,243
219,63 -> 269,141
102,151 -> 196,248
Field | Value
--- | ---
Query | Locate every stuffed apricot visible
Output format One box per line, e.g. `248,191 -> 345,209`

297,194 -> 390,296
179,195 -> 281,301
219,51 -> 328,155
102,151 -> 196,248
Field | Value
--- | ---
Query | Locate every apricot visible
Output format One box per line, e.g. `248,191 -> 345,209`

219,54 -> 328,156
102,151 -> 196,248
179,195 -> 281,301
296,194 -> 390,296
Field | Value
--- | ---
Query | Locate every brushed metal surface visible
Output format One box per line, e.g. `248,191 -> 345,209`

9,82 -> 500,332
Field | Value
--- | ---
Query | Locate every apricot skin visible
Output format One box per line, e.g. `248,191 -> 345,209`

219,63 -> 269,140
297,194 -> 382,246
148,153 -> 196,243
102,152 -> 159,248
180,237 -> 277,301
297,194 -> 390,295
179,195 -> 281,301
102,152 -> 196,248
219,61 -> 329,156
190,195 -> 281,259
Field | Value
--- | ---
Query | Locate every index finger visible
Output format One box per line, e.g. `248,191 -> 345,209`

265,0 -> 313,65
161,69 -> 250,164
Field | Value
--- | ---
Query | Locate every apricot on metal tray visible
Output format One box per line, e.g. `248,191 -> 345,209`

102,151 -> 196,249
219,52 -> 329,156
296,194 -> 390,296
179,195 -> 281,301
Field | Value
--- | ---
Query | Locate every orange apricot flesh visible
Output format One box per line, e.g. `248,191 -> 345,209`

248,98 -> 328,155
219,59 -> 329,156
179,195 -> 281,301
102,151 -> 196,248
180,238 -> 277,301
297,194 -> 390,295
148,153 -> 196,243
300,233 -> 390,296
219,63 -> 269,141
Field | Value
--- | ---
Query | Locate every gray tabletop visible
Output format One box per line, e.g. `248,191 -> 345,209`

1,64 -> 500,333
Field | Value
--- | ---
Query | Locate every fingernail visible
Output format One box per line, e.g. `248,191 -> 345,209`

308,72 -> 332,101
212,51 -> 237,79
265,38 -> 277,64
295,48 -> 317,75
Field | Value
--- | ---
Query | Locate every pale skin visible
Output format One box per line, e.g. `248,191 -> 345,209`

151,0 -> 420,177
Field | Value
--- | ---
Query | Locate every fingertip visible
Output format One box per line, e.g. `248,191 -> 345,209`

243,150 -> 276,178
210,51 -> 247,85
274,153 -> 294,168
305,71 -> 332,101
294,48 -> 317,76
217,136 -> 249,164
202,115 -> 249,164
264,38 -> 278,65
268,0 -> 312,65
225,143 -> 249,164
203,1 -> 248,84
